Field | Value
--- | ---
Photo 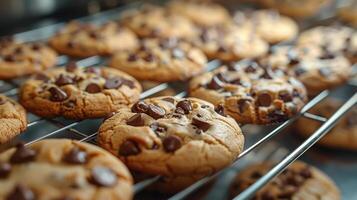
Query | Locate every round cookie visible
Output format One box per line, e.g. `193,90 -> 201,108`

19,63 -> 142,119
121,5 -> 197,39
260,45 -> 352,96
0,94 -> 27,144
258,0 -> 331,18
49,21 -> 139,57
167,0 -> 231,27
233,9 -> 298,44
192,25 -> 269,61
98,96 -> 244,193
109,38 -> 208,82
189,61 -> 308,125
0,139 -> 133,200
295,99 -> 357,151
230,161 -> 340,200
0,38 -> 57,79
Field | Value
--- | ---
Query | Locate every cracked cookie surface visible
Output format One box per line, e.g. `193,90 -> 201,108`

0,94 -> 27,144
0,139 -> 133,200
98,96 -> 244,193
49,21 -> 139,57
230,161 -> 340,200
19,64 -> 142,119
109,38 -> 208,82
0,38 -> 57,79
189,61 -> 307,124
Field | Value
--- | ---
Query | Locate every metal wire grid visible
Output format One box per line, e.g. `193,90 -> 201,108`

0,2 -> 356,200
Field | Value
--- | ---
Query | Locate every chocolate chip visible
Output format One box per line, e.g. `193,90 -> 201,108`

150,123 -> 167,137
90,167 -> 117,187
294,66 -> 306,76
88,32 -> 100,39
31,44 -> 41,51
261,191 -> 274,200
122,79 -> 135,89
162,97 -> 175,104
279,91 -> 292,102
63,148 -> 87,164
207,75 -> 224,89
63,100 -> 76,108
250,171 -> 262,179
65,62 -> 77,72
318,67 -> 331,77
131,101 -> 149,113
6,185 -> 35,200
55,74 -> 74,86
119,140 -> 140,156
175,107 -> 185,115
14,47 -> 23,54
214,104 -> 225,116
33,73 -> 49,82
49,87 -> 68,102
0,163 -> 11,178
299,167 -> 312,179
84,67 -> 101,75
218,45 -> 228,52
176,100 -> 192,114
67,41 -> 75,48
257,92 -> 272,107
127,54 -> 138,62
260,67 -> 275,79
319,52 -> 335,60
104,77 -> 122,89
172,48 -> 185,59
268,110 -> 288,123
237,99 -> 249,113
244,62 -> 258,73
147,104 -> 165,119
4,55 -> 15,62
144,53 -> 155,62
192,117 -> 211,132
163,135 -> 182,152
85,83 -> 102,94
10,144 -> 36,164
126,113 -> 145,126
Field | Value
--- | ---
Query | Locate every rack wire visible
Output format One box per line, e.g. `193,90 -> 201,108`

0,2 -> 356,200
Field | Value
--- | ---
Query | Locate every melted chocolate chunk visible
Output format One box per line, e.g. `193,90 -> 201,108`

10,144 -> 36,164
31,44 -> 41,51
84,67 -> 101,75
207,75 -> 225,89
55,74 -> 74,86
279,91 -> 292,102
150,123 -> 167,137
126,113 -> 145,126
175,107 -> 185,115
218,45 -> 228,52
162,97 -> 175,104
268,110 -> 288,123
33,73 -> 50,82
104,77 -> 122,89
214,104 -> 225,116
192,117 -> 211,132
49,87 -> 68,102
176,100 -> 192,114
237,99 -> 249,113
6,185 -> 35,200
65,62 -> 77,72
144,53 -> 155,62
257,92 -> 272,107
90,167 -> 117,187
4,55 -> 16,62
0,163 -> 11,178
163,135 -> 182,152
85,83 -> 102,94
119,140 -> 140,156
131,101 -> 149,113
127,54 -> 138,62
14,47 -> 23,54
63,147 -> 87,164
318,67 -> 332,77
299,167 -> 312,179
67,41 -> 75,48
147,104 -> 165,119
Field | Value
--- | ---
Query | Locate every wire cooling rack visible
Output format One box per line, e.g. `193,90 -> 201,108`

0,2 -> 356,200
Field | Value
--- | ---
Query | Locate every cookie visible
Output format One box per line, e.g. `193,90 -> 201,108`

49,21 -> 139,57
295,99 -> 357,151
167,0 -> 231,27
98,96 -> 244,193
19,63 -> 142,119
121,5 -> 197,39
0,94 -> 27,144
0,139 -> 133,200
109,38 -> 208,82
260,45 -> 352,96
338,1 -> 357,28
258,0 -> 331,18
192,25 -> 269,61
0,38 -> 57,80
230,161 -> 340,200
233,10 -> 298,44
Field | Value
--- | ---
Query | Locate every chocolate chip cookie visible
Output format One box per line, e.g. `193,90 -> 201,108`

230,161 -> 340,200
109,38 -> 208,82
19,63 -> 142,119
167,0 -> 231,27
234,10 -> 298,44
49,21 -> 139,57
192,25 -> 269,61
0,139 -> 133,200
189,62 -> 307,124
296,99 -> 357,151
0,94 -> 27,144
121,5 -> 197,39
260,45 -> 352,96
98,96 -> 244,193
0,38 -> 57,79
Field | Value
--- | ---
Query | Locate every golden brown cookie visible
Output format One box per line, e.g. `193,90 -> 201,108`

230,161 -> 340,200
19,63 -> 142,119
0,139 -> 133,200
0,94 -> 27,144
338,1 -> 357,28
295,99 -> 357,151
109,38 -> 207,82
189,62 -> 307,125
49,21 -> 139,57
98,96 -> 244,193
0,38 -> 57,80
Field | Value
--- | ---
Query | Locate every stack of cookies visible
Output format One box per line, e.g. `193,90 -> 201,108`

0,0 -> 355,199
